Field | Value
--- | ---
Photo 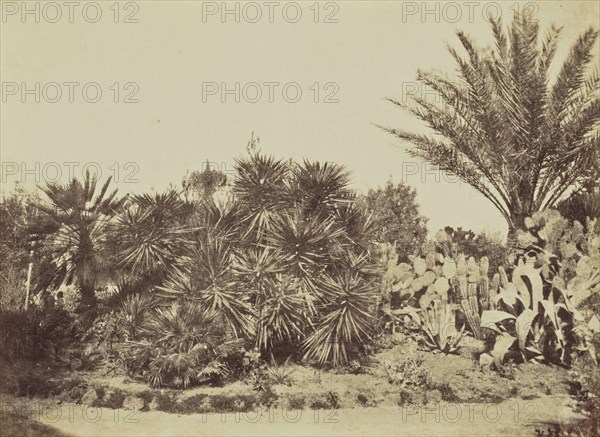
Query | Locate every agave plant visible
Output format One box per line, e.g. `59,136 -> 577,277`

480,259 -> 597,367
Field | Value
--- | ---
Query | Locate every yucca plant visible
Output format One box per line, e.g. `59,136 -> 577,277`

112,190 -> 191,288
303,252 -> 377,366
254,274 -> 314,352
232,249 -> 311,351
234,154 -> 291,241
160,235 -> 255,339
292,160 -> 353,217
267,210 -> 345,285
381,12 -> 600,242
120,293 -> 155,340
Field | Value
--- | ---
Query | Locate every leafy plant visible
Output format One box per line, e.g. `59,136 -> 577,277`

382,344 -> 430,388
122,301 -> 243,388
266,354 -> 296,386
480,256 -> 598,367
30,171 -> 124,310
303,253 -> 377,366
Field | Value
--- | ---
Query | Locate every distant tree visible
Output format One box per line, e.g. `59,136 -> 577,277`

438,226 -> 508,275
182,162 -> 228,202
381,12 -> 600,244
0,185 -> 38,310
361,179 -> 428,261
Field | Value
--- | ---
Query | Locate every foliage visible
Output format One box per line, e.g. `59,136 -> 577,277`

382,344 -> 430,388
29,171 -> 123,310
111,190 -> 193,294
0,185 -> 43,310
265,355 -> 296,386
303,252 -> 377,366
361,179 -> 427,261
481,212 -> 600,367
0,306 -> 76,363
438,227 -> 508,275
381,235 -> 496,350
182,163 -> 228,202
381,12 -> 600,237
122,301 -> 243,388
558,187 -> 600,231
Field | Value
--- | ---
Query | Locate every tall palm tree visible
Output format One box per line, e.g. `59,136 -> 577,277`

380,12 -> 600,243
30,171 -> 123,310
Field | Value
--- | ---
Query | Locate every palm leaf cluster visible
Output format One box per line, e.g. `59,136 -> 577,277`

381,11 -> 599,237
162,153 -> 379,366
29,171 -> 124,308
123,301 -> 242,388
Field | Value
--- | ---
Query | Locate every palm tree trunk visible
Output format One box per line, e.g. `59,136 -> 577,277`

507,211 -> 529,249
79,283 -> 97,314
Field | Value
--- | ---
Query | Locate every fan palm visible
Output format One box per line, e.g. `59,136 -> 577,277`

380,12 -> 600,243
30,171 -> 123,310
125,301 -> 242,388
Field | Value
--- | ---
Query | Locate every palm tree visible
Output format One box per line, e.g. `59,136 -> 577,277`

380,12 -> 600,243
30,171 -> 123,311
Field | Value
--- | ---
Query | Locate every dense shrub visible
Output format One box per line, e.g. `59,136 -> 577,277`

0,306 -> 76,363
121,301 -> 243,388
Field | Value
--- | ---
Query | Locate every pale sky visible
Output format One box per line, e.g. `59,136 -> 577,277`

1,1 -> 599,238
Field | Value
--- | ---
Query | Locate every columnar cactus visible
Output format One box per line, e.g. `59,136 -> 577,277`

479,256 -> 495,311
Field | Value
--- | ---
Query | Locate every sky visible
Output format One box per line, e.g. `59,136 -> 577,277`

1,1 -> 599,238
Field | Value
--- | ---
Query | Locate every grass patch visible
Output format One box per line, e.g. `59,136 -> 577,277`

0,409 -> 72,437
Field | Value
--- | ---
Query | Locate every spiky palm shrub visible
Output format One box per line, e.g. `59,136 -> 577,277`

30,171 -> 123,310
234,154 -> 291,242
255,274 -> 314,352
267,211 -> 346,289
333,202 -> 377,253
112,190 -> 192,293
381,12 -> 600,241
292,160 -> 353,217
123,302 -> 242,388
303,252 -> 377,366
161,235 -> 255,339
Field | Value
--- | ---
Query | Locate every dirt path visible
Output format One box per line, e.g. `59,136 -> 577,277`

2,394 -> 582,436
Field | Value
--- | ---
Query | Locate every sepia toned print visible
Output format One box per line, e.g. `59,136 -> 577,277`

1,1 -> 599,436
